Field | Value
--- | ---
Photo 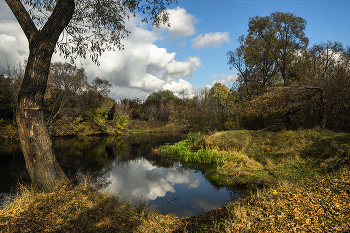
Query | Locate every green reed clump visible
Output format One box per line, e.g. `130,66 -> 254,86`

128,130 -> 145,135
156,132 -> 230,166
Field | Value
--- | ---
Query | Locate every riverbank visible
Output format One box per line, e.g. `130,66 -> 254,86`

0,181 -> 179,232
1,129 -> 349,232
155,129 -> 350,189
154,129 -> 350,231
0,119 -> 185,141
1,168 -> 349,232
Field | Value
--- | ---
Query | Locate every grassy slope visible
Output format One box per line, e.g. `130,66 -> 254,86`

156,130 -> 350,188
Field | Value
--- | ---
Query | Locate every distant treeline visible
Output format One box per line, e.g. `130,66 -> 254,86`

1,12 -> 350,133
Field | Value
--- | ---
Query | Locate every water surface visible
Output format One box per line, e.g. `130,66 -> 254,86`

0,134 -> 239,217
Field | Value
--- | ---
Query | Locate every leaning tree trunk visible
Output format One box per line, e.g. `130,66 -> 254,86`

6,0 -> 75,192
16,52 -> 70,192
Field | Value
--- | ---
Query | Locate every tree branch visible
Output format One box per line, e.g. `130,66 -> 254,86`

41,0 -> 75,43
5,0 -> 38,43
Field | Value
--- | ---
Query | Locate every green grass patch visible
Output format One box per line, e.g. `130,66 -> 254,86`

127,129 -> 162,136
147,130 -> 161,134
155,129 -> 350,188
127,130 -> 145,136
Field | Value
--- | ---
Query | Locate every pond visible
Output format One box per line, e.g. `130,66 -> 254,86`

0,134 -> 240,218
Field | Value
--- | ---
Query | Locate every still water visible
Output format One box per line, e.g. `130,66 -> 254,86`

0,134 -> 239,218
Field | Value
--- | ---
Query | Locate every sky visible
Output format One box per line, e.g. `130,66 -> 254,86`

1,0 -> 350,100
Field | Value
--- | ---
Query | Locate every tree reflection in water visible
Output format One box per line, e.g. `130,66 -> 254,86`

0,133 -> 240,217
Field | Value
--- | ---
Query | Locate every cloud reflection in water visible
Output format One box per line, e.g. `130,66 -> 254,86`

106,158 -> 200,202
105,158 -> 236,218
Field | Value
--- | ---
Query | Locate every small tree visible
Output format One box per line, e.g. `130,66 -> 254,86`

146,89 -> 178,102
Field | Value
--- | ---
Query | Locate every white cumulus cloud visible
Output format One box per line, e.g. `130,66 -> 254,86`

106,158 -> 201,202
162,79 -> 195,98
0,4 -> 202,100
211,73 -> 237,86
163,56 -> 201,80
191,32 -> 230,49
157,7 -> 197,38
0,23 -> 28,66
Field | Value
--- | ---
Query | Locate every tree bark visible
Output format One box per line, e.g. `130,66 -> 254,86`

6,0 -> 75,192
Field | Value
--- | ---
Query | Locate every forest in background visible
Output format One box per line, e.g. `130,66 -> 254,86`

1,11 -> 350,139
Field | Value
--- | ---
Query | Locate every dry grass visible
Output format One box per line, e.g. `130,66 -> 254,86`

154,129 -> 350,231
0,181 -> 179,233
1,129 -> 350,232
126,120 -> 168,131
157,129 -> 350,188
175,167 -> 350,232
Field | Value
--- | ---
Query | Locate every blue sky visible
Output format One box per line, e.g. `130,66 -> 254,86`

1,0 -> 349,100
155,0 -> 350,89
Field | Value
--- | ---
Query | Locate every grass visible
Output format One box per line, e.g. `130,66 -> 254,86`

1,129 -> 350,232
152,129 -> 350,231
126,120 -> 186,135
176,167 -> 350,232
127,129 -> 162,136
128,129 -> 146,135
155,129 -> 350,188
0,180 -> 179,232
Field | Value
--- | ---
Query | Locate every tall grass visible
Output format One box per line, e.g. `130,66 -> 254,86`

0,180 -> 179,232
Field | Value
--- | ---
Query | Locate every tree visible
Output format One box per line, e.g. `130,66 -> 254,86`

45,62 -> 88,125
208,83 -> 234,122
227,37 -> 252,96
146,89 -> 178,102
304,41 -> 350,129
5,0 -> 175,192
253,11 -> 309,84
228,11 -> 309,95
208,83 -> 231,108
0,62 -> 25,125
90,77 -> 113,98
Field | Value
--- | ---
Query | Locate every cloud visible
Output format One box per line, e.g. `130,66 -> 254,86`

157,7 -> 197,38
52,15 -> 202,99
211,73 -> 237,86
162,56 -> 201,80
0,23 -> 28,67
162,79 -> 195,98
191,32 -> 230,49
0,5 -> 202,100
